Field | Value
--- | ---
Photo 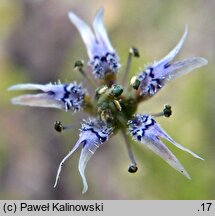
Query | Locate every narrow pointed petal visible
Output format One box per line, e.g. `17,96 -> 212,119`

93,8 -> 114,53
166,57 -> 208,80
68,12 -> 96,59
152,122 -> 204,160
78,133 -> 101,194
54,118 -> 112,192
156,26 -> 188,68
137,27 -> 207,98
54,140 -> 82,188
78,118 -> 112,193
8,83 -> 48,91
144,137 -> 191,179
11,93 -> 64,109
9,82 -> 86,112
128,114 -> 202,179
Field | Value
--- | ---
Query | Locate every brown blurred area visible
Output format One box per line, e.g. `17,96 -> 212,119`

0,0 -> 215,199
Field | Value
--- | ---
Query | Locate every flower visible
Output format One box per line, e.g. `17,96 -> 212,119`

137,26 -> 207,100
68,8 -> 120,79
54,118 -> 112,193
8,8 -> 208,193
8,82 -> 86,112
128,114 -> 203,179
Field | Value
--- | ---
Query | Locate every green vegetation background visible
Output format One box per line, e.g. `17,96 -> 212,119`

0,0 -> 214,199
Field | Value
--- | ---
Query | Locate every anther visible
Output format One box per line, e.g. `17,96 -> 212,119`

113,99 -> 122,111
129,47 -> 140,58
54,121 -> 64,132
130,76 -> 141,90
152,104 -> 172,118
74,60 -> 96,88
110,84 -> 123,97
101,110 -> 113,122
98,86 -> 108,95
128,164 -> 138,173
163,104 -> 172,117
74,60 -> 84,70
54,121 -> 80,132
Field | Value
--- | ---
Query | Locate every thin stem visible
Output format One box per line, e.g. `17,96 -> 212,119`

122,51 -> 133,87
122,47 -> 140,92
74,60 -> 97,89
79,68 -> 97,89
152,112 -> 165,117
121,129 -> 137,166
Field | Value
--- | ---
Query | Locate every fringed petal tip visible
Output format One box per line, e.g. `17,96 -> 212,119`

8,82 -> 86,112
128,114 -> 203,179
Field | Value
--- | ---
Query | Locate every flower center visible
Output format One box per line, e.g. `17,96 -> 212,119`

96,83 -> 138,132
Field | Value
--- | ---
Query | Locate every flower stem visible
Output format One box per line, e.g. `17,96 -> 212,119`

74,60 -> 97,89
54,121 -> 80,133
121,129 -> 138,173
122,47 -> 140,88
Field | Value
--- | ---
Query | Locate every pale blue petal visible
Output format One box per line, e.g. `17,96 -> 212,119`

128,114 -> 203,179
78,132 -> 102,194
152,123 -> 204,160
155,25 -> 188,69
137,27 -> 207,97
144,136 -> 191,179
68,12 -> 97,59
10,93 -> 64,110
54,139 -> 82,188
54,118 -> 112,193
165,57 -> 208,81
8,83 -> 49,91
8,83 -> 86,112
93,8 -> 114,53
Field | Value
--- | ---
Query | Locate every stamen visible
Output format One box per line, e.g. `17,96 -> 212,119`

113,99 -> 122,111
152,104 -> 172,118
110,84 -> 123,97
54,121 -> 64,132
74,60 -> 97,88
121,130 -> 138,173
54,121 -> 79,133
128,164 -> 138,173
98,86 -> 108,95
130,76 -> 141,90
122,47 -> 140,87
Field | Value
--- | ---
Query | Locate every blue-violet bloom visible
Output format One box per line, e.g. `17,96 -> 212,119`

8,8 -> 208,193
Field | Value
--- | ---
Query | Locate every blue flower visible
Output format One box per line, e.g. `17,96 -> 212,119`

137,26 -> 207,99
8,82 -> 86,112
8,8 -> 208,193
54,118 -> 112,193
128,114 -> 203,179
68,8 -> 120,79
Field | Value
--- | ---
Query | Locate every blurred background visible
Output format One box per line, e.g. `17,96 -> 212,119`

0,0 -> 214,199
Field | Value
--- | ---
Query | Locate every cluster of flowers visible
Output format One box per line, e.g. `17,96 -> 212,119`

8,8 -> 207,193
